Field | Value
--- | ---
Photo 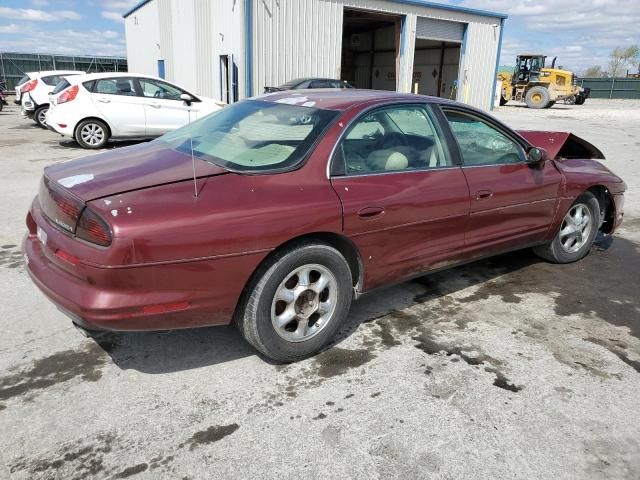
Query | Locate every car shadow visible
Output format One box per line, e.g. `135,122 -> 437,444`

90,230 -> 640,373
56,139 -> 151,150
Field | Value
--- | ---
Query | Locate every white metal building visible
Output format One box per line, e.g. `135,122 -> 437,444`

124,0 -> 506,110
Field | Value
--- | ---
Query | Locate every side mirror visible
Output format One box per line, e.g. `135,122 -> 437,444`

180,93 -> 193,106
526,146 -> 547,164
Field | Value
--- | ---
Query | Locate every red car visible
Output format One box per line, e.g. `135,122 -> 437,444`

23,90 -> 626,362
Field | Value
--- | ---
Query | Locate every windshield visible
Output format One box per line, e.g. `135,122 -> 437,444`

159,100 -> 339,172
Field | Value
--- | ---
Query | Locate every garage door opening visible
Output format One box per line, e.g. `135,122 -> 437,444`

412,18 -> 464,99
341,8 -> 402,91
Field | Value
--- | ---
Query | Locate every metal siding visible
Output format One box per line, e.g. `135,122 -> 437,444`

210,0 -> 246,99
458,21 -> 500,110
415,17 -> 464,42
251,0 -> 343,96
170,0 -> 197,92
157,0 -> 174,80
124,0 -> 160,77
194,0 -> 213,97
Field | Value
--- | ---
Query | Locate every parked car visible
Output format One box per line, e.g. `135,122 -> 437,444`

45,72 -> 225,149
13,72 -> 37,105
20,70 -> 85,127
23,90 -> 626,362
264,77 -> 354,93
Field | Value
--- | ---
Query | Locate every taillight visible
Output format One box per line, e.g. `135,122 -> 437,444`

76,208 -> 112,247
57,85 -> 78,104
39,177 -> 83,233
22,79 -> 38,93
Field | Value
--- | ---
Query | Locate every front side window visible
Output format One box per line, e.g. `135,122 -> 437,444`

339,105 -> 451,175
159,100 -> 338,172
444,111 -> 524,166
95,78 -> 137,96
139,79 -> 185,100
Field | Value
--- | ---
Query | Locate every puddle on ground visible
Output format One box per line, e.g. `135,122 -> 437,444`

0,342 -> 107,403
180,424 -> 240,450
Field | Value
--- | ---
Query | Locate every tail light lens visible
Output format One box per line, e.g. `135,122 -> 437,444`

22,79 -> 38,93
57,85 -> 79,104
39,177 -> 83,234
76,208 -> 112,247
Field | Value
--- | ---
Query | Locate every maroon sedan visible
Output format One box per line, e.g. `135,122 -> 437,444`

23,90 -> 626,361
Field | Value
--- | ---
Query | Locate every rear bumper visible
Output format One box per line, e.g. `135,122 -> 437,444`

23,202 -> 267,331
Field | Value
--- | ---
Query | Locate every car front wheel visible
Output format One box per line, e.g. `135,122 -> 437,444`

75,119 -> 109,149
534,191 -> 601,263
236,242 -> 353,362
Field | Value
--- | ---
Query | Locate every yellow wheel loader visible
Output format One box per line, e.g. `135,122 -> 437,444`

498,54 -> 590,109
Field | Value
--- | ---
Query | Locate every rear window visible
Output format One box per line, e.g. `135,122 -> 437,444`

159,99 -> 338,172
52,80 -> 70,94
17,75 -> 30,86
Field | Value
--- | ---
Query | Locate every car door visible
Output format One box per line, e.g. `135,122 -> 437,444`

91,77 -> 147,137
330,104 -> 470,290
441,107 -> 562,251
137,78 -> 194,135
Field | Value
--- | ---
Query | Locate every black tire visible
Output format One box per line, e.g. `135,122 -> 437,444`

75,119 -> 109,149
575,95 -> 586,105
34,105 -> 48,128
525,86 -> 551,109
533,191 -> 601,263
236,242 -> 353,362
544,101 -> 556,109
499,95 -> 508,106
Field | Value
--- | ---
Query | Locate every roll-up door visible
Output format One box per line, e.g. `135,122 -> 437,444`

416,17 -> 464,42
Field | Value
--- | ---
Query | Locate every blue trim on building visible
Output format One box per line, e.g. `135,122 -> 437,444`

124,0 -> 507,21
123,0 -> 153,18
245,0 -> 253,97
490,18 -> 505,111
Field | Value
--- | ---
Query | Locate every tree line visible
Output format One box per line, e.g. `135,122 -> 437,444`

582,45 -> 639,77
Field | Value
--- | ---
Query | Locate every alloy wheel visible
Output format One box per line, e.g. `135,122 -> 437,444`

271,264 -> 337,342
80,123 -> 105,146
559,203 -> 592,253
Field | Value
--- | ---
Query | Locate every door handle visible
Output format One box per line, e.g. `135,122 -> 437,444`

150,102 -> 161,108
97,98 -> 110,103
358,206 -> 385,219
474,190 -> 493,200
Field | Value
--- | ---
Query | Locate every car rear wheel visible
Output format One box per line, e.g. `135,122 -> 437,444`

533,191 -> 601,263
236,242 -> 353,362
34,105 -> 48,128
75,119 -> 109,149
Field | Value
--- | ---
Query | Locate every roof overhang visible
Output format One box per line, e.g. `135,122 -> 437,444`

124,0 -> 507,20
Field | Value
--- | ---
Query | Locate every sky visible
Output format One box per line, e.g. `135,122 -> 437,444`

0,0 -> 639,73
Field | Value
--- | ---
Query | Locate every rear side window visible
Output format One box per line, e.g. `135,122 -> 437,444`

42,75 -> 61,86
83,80 -> 96,92
95,78 -> 137,96
52,80 -> 70,94
444,111 -> 525,166
338,105 -> 451,175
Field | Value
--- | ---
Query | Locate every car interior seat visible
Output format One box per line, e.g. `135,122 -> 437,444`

115,80 -> 133,95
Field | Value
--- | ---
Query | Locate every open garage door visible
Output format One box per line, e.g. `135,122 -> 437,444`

341,8 -> 402,91
412,18 -> 464,99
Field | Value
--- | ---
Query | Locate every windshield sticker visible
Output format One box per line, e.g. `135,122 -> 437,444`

58,174 -> 94,188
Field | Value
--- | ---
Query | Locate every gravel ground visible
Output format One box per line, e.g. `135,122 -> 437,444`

1,98 -> 639,480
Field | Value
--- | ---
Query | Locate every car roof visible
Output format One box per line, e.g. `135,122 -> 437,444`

34,70 -> 85,77
256,89 -> 456,111
74,72 -> 163,81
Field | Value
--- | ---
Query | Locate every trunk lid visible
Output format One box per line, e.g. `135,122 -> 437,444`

45,140 -> 228,201
517,131 -> 605,160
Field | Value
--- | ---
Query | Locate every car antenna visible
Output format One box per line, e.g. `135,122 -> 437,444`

181,93 -> 198,198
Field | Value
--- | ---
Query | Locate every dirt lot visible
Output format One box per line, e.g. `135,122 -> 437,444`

1,98 -> 639,480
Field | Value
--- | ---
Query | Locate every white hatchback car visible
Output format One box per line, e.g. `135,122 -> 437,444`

20,70 -> 85,127
46,72 -> 225,149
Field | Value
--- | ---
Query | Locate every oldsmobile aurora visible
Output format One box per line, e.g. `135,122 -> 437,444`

23,90 -> 626,362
